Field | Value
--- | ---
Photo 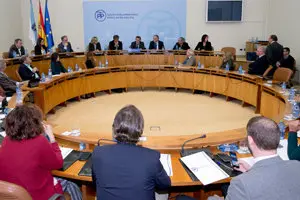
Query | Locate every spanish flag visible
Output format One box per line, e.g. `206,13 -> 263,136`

38,0 -> 47,47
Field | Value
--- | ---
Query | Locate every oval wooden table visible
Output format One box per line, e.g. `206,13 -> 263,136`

17,55 -> 289,200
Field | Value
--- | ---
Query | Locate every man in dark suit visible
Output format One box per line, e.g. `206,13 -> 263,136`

8,39 -> 26,58
57,35 -> 74,53
18,55 -> 40,81
149,35 -> 164,50
173,37 -> 190,50
276,47 -> 296,73
109,35 -> 123,50
266,35 -> 283,68
92,105 -> 171,200
0,60 -> 16,96
248,46 -> 270,76
130,36 -> 146,49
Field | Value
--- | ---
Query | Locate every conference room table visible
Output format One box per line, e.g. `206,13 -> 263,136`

4,51 -> 290,200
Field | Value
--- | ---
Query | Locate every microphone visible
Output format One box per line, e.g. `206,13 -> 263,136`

181,134 -> 207,155
97,138 -> 117,146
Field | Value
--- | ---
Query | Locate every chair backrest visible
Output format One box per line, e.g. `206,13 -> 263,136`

221,47 -> 236,61
15,69 -> 23,82
2,52 -> 9,59
273,67 -> 293,82
0,180 -> 32,200
263,65 -> 273,78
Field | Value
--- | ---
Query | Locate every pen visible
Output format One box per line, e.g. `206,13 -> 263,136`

216,161 -> 233,171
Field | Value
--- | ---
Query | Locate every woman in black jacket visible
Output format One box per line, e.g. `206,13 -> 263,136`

195,34 -> 213,51
34,38 -> 48,55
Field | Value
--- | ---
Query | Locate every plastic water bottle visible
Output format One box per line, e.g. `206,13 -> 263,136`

49,48 -> 53,54
238,66 -> 243,74
105,59 -> 109,67
79,142 -> 86,151
281,82 -> 286,91
67,66 -> 72,73
13,51 -> 17,58
174,60 -> 178,65
292,102 -> 300,119
198,61 -> 201,69
288,88 -> 296,102
48,68 -> 52,80
75,64 -> 79,71
99,61 -> 102,68
16,82 -> 23,105
41,73 -> 46,82
278,121 -> 286,140
225,63 -> 230,71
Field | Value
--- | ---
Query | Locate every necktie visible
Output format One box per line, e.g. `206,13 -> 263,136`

156,42 -> 159,50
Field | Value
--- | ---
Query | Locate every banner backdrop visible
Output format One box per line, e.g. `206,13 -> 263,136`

83,0 -> 186,50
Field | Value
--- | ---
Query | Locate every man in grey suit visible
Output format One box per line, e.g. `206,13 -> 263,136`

177,116 -> 300,200
0,60 -> 17,96
181,49 -> 196,66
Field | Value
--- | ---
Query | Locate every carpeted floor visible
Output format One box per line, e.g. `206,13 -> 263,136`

47,89 -> 258,136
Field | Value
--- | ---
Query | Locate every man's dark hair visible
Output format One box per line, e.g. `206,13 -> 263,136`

113,35 -> 119,40
247,116 -> 280,150
14,39 -> 22,44
112,105 -> 144,144
154,34 -> 159,39
136,36 -> 141,40
270,35 -> 278,42
5,104 -> 44,141
283,47 -> 290,53
61,35 -> 67,41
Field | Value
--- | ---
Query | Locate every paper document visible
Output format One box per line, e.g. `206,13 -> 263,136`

160,154 -> 173,176
0,131 -> 6,137
180,152 -> 229,185
59,146 -> 73,159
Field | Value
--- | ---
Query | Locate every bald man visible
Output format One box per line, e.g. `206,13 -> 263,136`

248,46 -> 270,76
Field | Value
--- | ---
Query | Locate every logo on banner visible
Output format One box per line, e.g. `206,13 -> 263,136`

95,10 -> 106,22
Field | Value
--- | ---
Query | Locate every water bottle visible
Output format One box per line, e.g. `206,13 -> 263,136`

16,82 -> 23,105
198,61 -> 201,69
79,142 -> 86,151
174,60 -> 178,65
49,48 -> 53,54
292,102 -> 300,119
75,64 -> 79,71
281,82 -> 286,91
67,66 -> 72,73
225,63 -> 230,71
13,51 -> 17,58
41,73 -> 46,82
48,68 -> 52,79
238,66 -> 243,74
99,61 -> 102,68
278,121 -> 286,140
105,59 -> 109,67
288,88 -> 296,102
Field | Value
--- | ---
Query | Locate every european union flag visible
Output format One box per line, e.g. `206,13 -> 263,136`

44,0 -> 54,49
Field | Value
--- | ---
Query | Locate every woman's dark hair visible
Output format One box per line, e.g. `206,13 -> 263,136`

112,105 -> 144,144
36,38 -> 44,46
51,52 -> 59,63
201,34 -> 208,43
5,104 -> 44,141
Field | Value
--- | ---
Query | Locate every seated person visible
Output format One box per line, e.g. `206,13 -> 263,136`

220,52 -> 235,71
85,52 -> 96,69
50,53 -> 67,75
181,49 -> 196,66
8,39 -> 26,58
179,117 -> 300,200
57,35 -> 74,53
88,36 -> 101,52
195,34 -> 213,51
34,38 -> 48,55
109,35 -> 123,50
173,37 -> 190,50
287,120 -> 300,160
276,47 -> 296,73
92,105 -> 171,200
247,46 -> 269,76
130,36 -> 146,49
149,35 -> 165,50
18,55 -> 40,81
0,104 -> 82,200
0,60 -> 17,96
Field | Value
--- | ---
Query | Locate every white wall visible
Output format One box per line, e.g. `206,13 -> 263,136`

19,0 -> 270,55
0,0 -> 22,53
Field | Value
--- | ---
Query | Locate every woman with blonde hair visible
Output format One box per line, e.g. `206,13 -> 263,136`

88,36 -> 101,52
220,52 -> 235,71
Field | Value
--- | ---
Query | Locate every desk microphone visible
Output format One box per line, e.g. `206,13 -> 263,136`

97,138 -> 117,146
180,134 -> 207,156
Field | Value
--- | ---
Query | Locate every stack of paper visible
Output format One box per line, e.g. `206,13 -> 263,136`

59,146 -> 73,159
160,154 -> 173,176
180,152 -> 229,185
